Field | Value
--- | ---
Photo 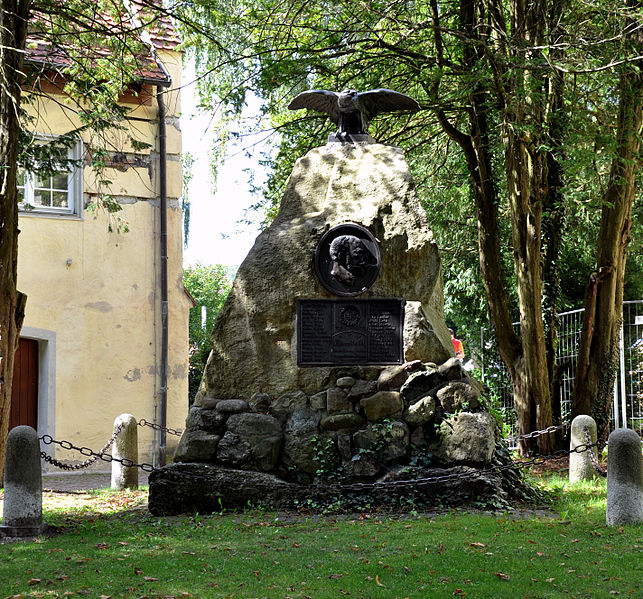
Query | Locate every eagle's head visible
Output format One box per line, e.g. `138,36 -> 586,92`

338,89 -> 358,110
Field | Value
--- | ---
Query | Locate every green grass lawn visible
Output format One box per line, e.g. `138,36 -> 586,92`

0,474 -> 641,598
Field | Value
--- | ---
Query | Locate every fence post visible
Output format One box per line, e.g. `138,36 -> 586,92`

0,426 -> 45,537
569,415 -> 598,482
606,428 -> 643,526
111,414 -> 138,490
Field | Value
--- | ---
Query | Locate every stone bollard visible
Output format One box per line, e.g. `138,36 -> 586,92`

569,414 -> 599,483
0,425 -> 45,537
606,428 -> 643,526
111,414 -> 138,490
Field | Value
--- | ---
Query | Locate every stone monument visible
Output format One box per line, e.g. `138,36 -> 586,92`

149,94 -> 534,515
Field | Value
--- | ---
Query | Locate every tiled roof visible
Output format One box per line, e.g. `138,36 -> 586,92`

25,1 -> 180,85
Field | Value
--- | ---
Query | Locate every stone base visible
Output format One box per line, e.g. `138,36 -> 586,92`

0,523 -> 47,539
327,133 -> 375,144
147,458 -> 535,516
148,463 -> 311,516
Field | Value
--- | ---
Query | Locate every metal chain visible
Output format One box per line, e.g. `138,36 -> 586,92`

582,426 -> 607,477
506,423 -> 569,445
138,418 -> 183,437
318,440 -> 602,494
36,428 -> 603,490
39,431 -> 158,472
38,424 -> 124,471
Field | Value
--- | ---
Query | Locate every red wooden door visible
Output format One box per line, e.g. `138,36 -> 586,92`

10,338 -> 39,430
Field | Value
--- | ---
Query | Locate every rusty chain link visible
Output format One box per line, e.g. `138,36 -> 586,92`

318,440 -> 602,494
138,418 -> 183,437
506,423 -> 569,445
38,424 -> 124,471
582,426 -> 607,477
38,426 -> 602,492
39,429 -> 158,472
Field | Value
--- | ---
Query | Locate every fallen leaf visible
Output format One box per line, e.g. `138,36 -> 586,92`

134,568 -> 144,575
375,575 -> 385,587
495,572 -> 510,580
469,542 -> 486,548
144,577 -> 159,582
328,574 -> 342,579
28,578 -> 41,586
453,589 -> 466,596
546,577 -> 556,583
536,552 -> 545,557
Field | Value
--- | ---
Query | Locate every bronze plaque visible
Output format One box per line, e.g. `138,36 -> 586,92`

297,299 -> 404,366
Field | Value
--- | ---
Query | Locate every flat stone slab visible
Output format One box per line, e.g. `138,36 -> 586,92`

148,463 -> 311,515
147,461 -> 524,516
0,524 -> 48,539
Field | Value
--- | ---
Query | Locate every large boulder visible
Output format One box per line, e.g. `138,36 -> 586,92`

437,380 -> 482,413
196,143 -> 453,402
282,407 -> 323,474
174,429 -> 220,462
432,412 -> 497,465
216,413 -> 283,471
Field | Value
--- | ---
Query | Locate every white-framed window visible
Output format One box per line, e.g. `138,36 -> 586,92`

18,135 -> 83,216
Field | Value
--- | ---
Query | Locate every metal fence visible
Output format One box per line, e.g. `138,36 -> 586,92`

481,300 -> 643,439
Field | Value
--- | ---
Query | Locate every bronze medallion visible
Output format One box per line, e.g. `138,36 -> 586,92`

314,223 -> 381,296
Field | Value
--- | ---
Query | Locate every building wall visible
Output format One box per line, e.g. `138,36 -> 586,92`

16,48 -> 191,466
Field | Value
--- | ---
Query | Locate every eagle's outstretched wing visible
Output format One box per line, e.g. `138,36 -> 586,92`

287,90 -> 341,125
355,89 -> 420,121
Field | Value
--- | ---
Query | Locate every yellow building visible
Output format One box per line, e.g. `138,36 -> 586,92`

11,13 -> 192,467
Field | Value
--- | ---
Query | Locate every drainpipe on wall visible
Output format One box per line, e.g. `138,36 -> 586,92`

156,84 -> 169,467
124,0 -> 173,466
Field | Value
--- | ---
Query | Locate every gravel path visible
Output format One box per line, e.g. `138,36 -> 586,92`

41,471 -> 150,492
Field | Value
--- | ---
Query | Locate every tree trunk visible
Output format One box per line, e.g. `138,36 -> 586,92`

0,0 -> 30,479
499,0 -> 554,454
573,60 -> 643,440
435,0 -> 555,455
541,0 -> 568,447
504,128 -> 553,454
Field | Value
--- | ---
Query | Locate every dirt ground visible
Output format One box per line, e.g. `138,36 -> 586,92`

40,470 -> 150,492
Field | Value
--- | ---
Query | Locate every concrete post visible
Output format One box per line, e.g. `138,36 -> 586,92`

606,428 -> 643,526
569,415 -> 598,483
111,414 -> 138,490
0,426 -> 45,537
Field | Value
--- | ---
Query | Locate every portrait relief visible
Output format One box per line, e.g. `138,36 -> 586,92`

314,223 -> 381,296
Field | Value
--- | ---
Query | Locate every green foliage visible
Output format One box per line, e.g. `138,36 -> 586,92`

176,0 -> 642,346
183,263 -> 233,402
311,435 -> 344,484
358,419 -> 400,466
16,0 -> 170,233
408,437 -> 435,469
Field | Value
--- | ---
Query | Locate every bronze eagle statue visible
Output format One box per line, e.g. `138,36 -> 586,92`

287,88 -> 420,137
